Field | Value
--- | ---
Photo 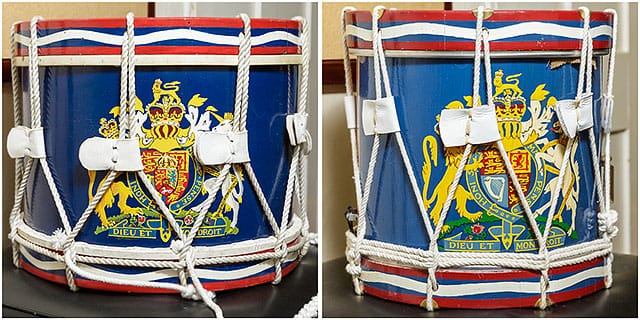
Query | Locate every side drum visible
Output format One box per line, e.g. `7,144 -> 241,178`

7,13 -> 312,312
342,7 -> 618,309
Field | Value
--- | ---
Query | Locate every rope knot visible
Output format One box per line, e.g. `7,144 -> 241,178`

306,232 -> 318,246
538,269 -> 551,309
598,209 -> 619,238
51,228 -> 68,250
181,284 -> 217,301
345,245 -> 361,263
170,239 -> 196,266
181,284 -> 198,300
170,239 -> 185,254
428,251 -> 441,269
63,240 -> 77,257
426,252 -> 440,291
274,240 -> 288,261
8,212 -> 23,241
540,247 -> 551,271
345,261 -> 362,276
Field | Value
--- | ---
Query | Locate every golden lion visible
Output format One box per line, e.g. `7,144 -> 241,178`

493,69 -> 523,98
88,171 -> 141,227
150,79 -> 182,105
422,136 -> 483,227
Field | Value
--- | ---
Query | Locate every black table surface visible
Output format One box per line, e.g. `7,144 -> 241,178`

3,246 -> 317,317
323,254 -> 637,318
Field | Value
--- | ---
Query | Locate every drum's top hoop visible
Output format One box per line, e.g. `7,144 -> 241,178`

345,9 -> 614,54
12,17 -> 303,58
13,16 -> 300,30
348,48 -> 610,59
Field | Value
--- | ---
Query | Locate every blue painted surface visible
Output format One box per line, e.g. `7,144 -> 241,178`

22,64 -> 297,248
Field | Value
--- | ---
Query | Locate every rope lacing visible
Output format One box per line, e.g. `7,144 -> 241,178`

340,5 -> 618,311
9,12 -> 313,318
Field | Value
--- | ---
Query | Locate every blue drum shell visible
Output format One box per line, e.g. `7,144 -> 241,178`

357,56 -> 602,253
21,64 -> 298,248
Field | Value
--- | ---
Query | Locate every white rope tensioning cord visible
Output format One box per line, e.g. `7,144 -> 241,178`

8,13 -> 314,318
9,22 -> 29,269
600,9 -> 619,289
341,6 -> 618,310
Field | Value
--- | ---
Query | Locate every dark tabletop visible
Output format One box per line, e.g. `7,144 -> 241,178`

323,254 -> 637,318
2,246 -> 317,318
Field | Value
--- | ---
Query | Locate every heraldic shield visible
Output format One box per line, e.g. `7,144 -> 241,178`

422,69 -> 589,253
88,79 -> 247,243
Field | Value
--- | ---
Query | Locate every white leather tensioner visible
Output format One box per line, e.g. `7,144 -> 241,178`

7,126 -> 46,159
602,95 -> 614,134
439,105 -> 501,147
286,113 -> 309,146
344,95 -> 357,129
362,96 -> 400,136
194,131 -> 250,165
78,137 -> 143,171
555,92 -> 594,139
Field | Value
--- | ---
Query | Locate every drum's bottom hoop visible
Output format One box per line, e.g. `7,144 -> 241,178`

14,216 -> 305,293
18,243 -> 301,293
359,256 -> 606,309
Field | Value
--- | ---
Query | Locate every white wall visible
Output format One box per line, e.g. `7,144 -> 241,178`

322,93 -> 356,261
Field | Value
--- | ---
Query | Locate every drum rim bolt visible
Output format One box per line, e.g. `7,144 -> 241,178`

578,7 -> 589,20
472,8 -> 494,19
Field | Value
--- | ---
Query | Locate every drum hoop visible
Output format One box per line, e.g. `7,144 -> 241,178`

13,54 -> 303,66
348,48 -> 610,59
12,28 -> 302,56
344,20 -> 614,53
16,216 -> 304,261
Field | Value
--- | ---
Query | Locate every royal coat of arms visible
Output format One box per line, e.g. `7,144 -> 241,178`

422,70 -> 580,252
88,79 -> 244,242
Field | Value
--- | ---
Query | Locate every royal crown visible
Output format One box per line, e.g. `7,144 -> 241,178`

147,79 -> 186,127
146,79 -> 186,139
98,118 -> 119,139
492,69 -> 527,122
